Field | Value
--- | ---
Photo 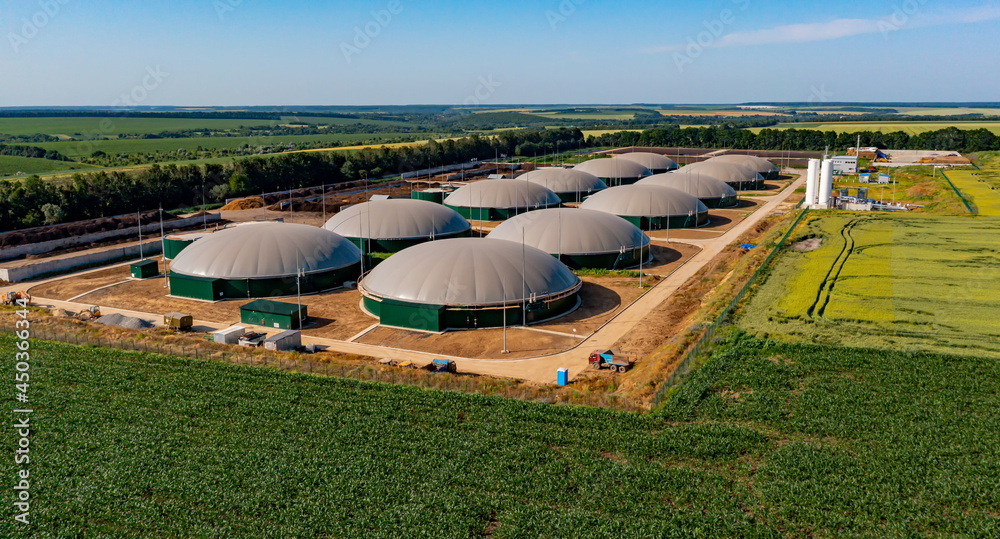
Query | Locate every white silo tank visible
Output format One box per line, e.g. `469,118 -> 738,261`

817,159 -> 834,207
805,159 -> 819,207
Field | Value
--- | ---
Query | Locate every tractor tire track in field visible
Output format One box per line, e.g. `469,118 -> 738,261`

807,217 -> 864,320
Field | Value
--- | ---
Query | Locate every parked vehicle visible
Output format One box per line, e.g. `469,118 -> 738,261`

588,349 -> 634,373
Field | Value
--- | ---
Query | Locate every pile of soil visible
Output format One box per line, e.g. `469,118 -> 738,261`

0,210 -> 176,248
220,197 -> 264,211
791,238 -> 822,252
95,313 -> 153,330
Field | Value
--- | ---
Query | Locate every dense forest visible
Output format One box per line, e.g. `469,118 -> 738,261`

3,125 -> 1000,232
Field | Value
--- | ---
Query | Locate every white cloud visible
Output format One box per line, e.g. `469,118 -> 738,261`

644,5 -> 1000,54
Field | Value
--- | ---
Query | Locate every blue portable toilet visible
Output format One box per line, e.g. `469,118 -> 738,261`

557,368 -> 569,386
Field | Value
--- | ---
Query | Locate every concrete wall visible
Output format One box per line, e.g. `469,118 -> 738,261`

0,239 -> 163,283
0,214 -> 221,262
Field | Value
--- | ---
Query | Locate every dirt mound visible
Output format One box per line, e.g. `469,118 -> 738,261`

95,313 -> 154,330
0,210 -> 176,248
221,197 -> 264,211
791,238 -> 822,252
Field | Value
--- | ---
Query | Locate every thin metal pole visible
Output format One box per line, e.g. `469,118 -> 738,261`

202,183 -> 207,231
137,209 -> 143,259
322,183 -> 326,223
296,251 -> 302,328
365,173 -> 371,258
159,205 -> 166,288
502,277 -> 508,354
521,228 -> 526,327
289,189 -> 293,223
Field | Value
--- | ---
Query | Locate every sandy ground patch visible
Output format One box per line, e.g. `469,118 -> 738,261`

28,264 -> 143,300
792,238 -> 822,252
357,326 -> 578,360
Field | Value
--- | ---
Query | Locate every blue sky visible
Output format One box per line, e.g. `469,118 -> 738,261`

1,0 -> 998,106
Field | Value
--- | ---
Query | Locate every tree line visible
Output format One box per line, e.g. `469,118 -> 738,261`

588,126 -> 1000,153
4,124 -> 999,232
0,143 -> 69,161
0,129 -> 584,231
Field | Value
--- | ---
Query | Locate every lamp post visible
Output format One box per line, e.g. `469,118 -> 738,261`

137,209 -> 143,259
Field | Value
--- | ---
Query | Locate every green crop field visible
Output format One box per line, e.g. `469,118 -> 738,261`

26,132 -> 431,159
0,115 -> 413,138
748,121 -> 1000,135
3,332 -> 999,536
739,213 -> 1000,358
946,169 -> 1000,216
0,155 -> 100,177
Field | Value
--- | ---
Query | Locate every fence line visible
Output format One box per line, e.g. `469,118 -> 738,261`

938,169 -> 977,214
651,207 -> 811,408
9,323 -> 646,412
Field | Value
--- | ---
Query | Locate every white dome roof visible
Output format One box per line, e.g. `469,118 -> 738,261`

520,168 -> 607,195
323,199 -> 470,240
443,180 -> 561,209
637,173 -> 737,200
170,223 -> 361,279
707,154 -> 779,174
361,238 -> 580,305
678,161 -> 763,184
579,184 -> 708,217
486,208 -> 649,256
614,152 -> 678,171
573,158 -> 651,180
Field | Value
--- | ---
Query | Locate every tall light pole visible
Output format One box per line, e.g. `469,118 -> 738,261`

159,205 -> 167,288
137,209 -> 143,259
502,277 -> 508,354
202,182 -> 207,231
295,251 -> 304,329
521,227 -> 527,327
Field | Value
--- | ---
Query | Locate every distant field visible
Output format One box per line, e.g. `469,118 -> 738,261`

739,213 -> 1000,359
748,122 -> 1000,134
0,115 -> 413,137
581,129 -> 641,137
661,109 -> 793,117
0,155 -> 99,177
947,169 -> 1000,216
26,132 -> 432,159
896,107 -> 1000,117
528,111 -> 637,120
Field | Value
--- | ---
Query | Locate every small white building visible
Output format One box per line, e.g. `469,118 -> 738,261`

831,155 -> 858,175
